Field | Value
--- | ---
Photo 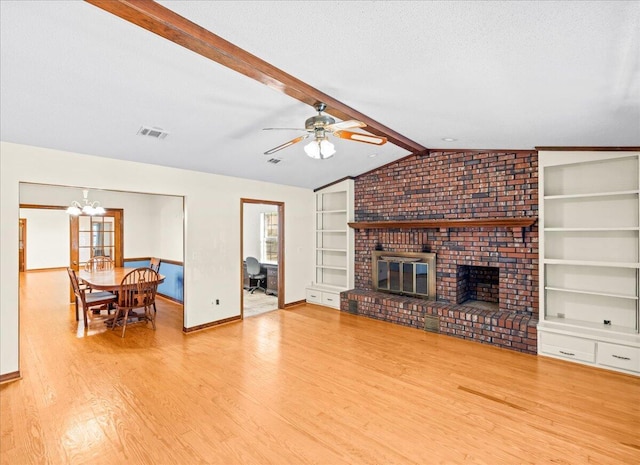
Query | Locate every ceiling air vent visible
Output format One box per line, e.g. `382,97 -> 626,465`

137,126 -> 169,140
266,158 -> 282,164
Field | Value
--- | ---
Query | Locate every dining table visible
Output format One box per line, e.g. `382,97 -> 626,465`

78,267 -> 166,330
78,267 -> 165,292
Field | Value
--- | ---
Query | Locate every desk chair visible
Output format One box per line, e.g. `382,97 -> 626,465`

245,257 -> 266,294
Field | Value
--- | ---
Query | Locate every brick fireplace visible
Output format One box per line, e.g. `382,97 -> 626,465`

341,151 -> 539,354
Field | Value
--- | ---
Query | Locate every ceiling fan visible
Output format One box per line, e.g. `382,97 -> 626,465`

263,103 -> 387,159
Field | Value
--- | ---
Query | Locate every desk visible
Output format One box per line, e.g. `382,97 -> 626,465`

263,263 -> 278,296
242,262 -> 277,296
79,267 -> 165,291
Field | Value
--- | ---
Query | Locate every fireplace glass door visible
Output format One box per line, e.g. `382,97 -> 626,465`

376,259 -> 430,297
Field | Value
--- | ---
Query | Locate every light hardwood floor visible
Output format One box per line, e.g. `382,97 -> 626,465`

1,270 -> 639,464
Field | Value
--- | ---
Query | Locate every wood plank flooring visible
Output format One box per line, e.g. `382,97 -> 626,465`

1,270 -> 639,464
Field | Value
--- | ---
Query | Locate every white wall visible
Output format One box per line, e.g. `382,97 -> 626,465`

18,208 -> 69,269
153,195 -> 184,262
1,141 -> 315,377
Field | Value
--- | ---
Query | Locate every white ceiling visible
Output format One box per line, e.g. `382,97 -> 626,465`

1,1 -> 639,189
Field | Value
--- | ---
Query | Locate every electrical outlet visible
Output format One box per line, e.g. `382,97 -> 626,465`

216,299 -> 220,305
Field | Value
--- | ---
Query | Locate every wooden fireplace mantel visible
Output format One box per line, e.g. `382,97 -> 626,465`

348,217 -> 537,230
348,217 -> 537,240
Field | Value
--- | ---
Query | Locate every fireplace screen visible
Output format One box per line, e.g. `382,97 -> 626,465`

372,251 -> 436,300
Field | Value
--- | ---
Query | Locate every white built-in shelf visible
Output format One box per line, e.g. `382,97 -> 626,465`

545,286 -> 639,300
316,265 -> 347,271
544,190 -> 639,200
544,227 -> 640,232
544,316 -> 638,335
310,283 -> 346,292
539,151 -> 640,376
543,259 -> 640,268
312,179 -> 355,299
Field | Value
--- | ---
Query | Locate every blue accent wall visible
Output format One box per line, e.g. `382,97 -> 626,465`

124,259 -> 184,303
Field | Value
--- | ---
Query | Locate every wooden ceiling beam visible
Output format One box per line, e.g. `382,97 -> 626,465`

85,0 -> 427,154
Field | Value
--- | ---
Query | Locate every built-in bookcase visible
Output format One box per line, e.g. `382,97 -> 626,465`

538,151 -> 640,375
307,179 -> 354,309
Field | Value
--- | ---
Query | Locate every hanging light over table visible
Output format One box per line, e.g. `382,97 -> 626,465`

67,189 -> 105,216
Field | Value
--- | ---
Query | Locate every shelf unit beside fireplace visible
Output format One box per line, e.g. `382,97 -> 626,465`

538,150 -> 640,376
307,179 -> 354,309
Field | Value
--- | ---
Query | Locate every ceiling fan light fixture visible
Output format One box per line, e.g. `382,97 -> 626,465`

304,139 -> 335,159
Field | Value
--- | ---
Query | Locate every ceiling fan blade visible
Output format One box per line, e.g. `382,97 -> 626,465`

325,120 -> 366,131
333,130 -> 387,145
262,127 -> 308,132
264,134 -> 310,155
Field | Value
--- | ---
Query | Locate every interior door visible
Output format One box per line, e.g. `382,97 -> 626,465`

70,210 -> 123,272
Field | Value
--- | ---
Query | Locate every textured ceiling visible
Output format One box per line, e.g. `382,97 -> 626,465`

1,1 -> 639,189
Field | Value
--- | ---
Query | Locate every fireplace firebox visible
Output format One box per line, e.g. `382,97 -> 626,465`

372,251 -> 436,300
456,265 -> 500,311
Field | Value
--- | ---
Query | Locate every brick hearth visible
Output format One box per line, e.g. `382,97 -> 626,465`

341,289 -> 538,353
341,150 -> 539,354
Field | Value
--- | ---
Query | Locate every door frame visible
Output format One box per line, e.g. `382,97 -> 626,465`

240,198 -> 285,316
18,218 -> 26,272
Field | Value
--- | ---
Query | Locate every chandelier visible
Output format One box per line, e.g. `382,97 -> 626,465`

67,189 -> 105,216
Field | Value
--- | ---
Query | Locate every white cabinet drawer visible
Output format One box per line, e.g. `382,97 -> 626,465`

321,292 -> 340,309
597,342 -> 640,373
306,288 -> 341,309
539,332 -> 596,363
305,289 -> 322,304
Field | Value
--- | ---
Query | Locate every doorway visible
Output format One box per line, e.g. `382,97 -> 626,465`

241,199 -> 284,317
19,182 -> 185,327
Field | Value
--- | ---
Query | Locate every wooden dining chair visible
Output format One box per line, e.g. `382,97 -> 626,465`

112,267 -> 159,338
84,256 -> 114,272
149,257 -> 161,273
148,258 -> 161,314
67,268 -> 117,328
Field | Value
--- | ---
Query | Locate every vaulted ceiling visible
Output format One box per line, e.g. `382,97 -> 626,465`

1,1 -> 638,189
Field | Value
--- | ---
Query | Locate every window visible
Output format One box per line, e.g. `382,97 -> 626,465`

261,212 -> 278,263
